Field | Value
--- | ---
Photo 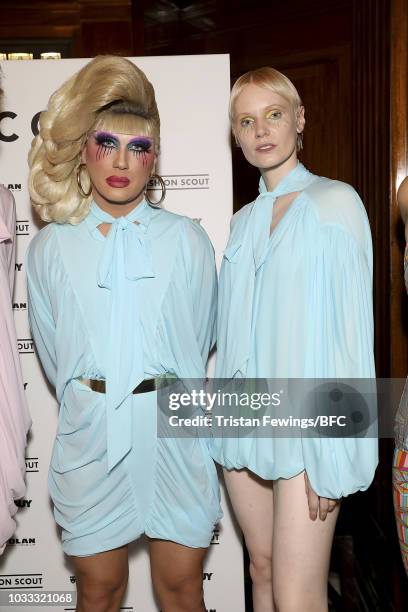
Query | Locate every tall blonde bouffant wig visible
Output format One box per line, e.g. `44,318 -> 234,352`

29,55 -> 160,224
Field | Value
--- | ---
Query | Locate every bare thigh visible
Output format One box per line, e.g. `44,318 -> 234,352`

71,545 -> 129,612
272,472 -> 340,610
223,468 -> 273,559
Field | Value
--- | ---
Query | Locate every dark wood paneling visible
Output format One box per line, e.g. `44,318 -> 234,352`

144,1 -> 354,211
391,0 -> 408,378
353,0 -> 391,378
0,0 -> 133,57
80,21 -> 132,57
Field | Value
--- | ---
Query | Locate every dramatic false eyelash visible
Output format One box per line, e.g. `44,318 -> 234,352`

92,133 -> 154,164
94,132 -> 118,161
128,138 -> 153,166
96,143 -> 113,161
131,150 -> 149,166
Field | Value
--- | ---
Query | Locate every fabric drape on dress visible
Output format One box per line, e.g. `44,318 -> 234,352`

26,201 -> 221,555
213,164 -> 378,499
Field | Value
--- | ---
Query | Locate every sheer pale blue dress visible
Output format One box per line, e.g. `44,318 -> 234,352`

26,199 -> 221,556
212,163 -> 378,499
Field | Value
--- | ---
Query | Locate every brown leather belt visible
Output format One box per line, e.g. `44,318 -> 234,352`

77,376 -> 175,394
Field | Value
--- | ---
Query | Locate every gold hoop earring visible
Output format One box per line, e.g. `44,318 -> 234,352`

76,163 -> 92,198
145,173 -> 166,207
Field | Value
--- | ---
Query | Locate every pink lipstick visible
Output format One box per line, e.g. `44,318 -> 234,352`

106,176 -> 130,188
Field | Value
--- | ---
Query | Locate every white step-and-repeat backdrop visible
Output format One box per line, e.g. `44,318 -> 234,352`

0,54 -> 245,612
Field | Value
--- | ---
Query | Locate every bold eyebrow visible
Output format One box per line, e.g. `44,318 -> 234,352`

127,136 -> 153,146
94,131 -> 120,142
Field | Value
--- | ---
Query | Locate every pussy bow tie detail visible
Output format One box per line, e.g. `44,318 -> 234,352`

252,162 -> 316,270
219,163 -> 317,378
94,206 -> 155,288
90,201 -> 155,471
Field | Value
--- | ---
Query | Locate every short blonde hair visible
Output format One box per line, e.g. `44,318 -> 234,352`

229,67 -> 302,120
29,55 -> 160,224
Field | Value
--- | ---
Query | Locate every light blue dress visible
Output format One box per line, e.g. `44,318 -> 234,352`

26,200 -> 221,556
212,162 -> 378,499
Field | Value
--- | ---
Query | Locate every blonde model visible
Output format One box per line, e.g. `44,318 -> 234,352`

212,67 -> 377,611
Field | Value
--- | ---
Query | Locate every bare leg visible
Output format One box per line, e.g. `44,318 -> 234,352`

71,545 -> 129,612
149,539 -> 207,612
224,468 -> 274,612
272,472 -> 340,612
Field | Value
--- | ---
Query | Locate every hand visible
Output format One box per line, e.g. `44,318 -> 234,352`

304,472 -> 339,521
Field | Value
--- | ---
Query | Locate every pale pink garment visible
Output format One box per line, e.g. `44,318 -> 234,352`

0,185 -> 31,554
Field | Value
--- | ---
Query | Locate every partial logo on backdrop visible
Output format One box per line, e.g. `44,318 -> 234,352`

0,183 -> 22,191
14,499 -> 32,510
0,110 -> 41,142
0,573 -> 43,589
16,219 -> 30,236
148,174 -> 210,191
7,536 -> 36,546
211,525 -> 220,545
25,457 -> 39,473
18,338 -> 34,354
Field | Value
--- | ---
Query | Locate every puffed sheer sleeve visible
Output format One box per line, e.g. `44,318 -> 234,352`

183,218 -> 217,362
26,228 -> 57,388
302,182 -> 378,498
